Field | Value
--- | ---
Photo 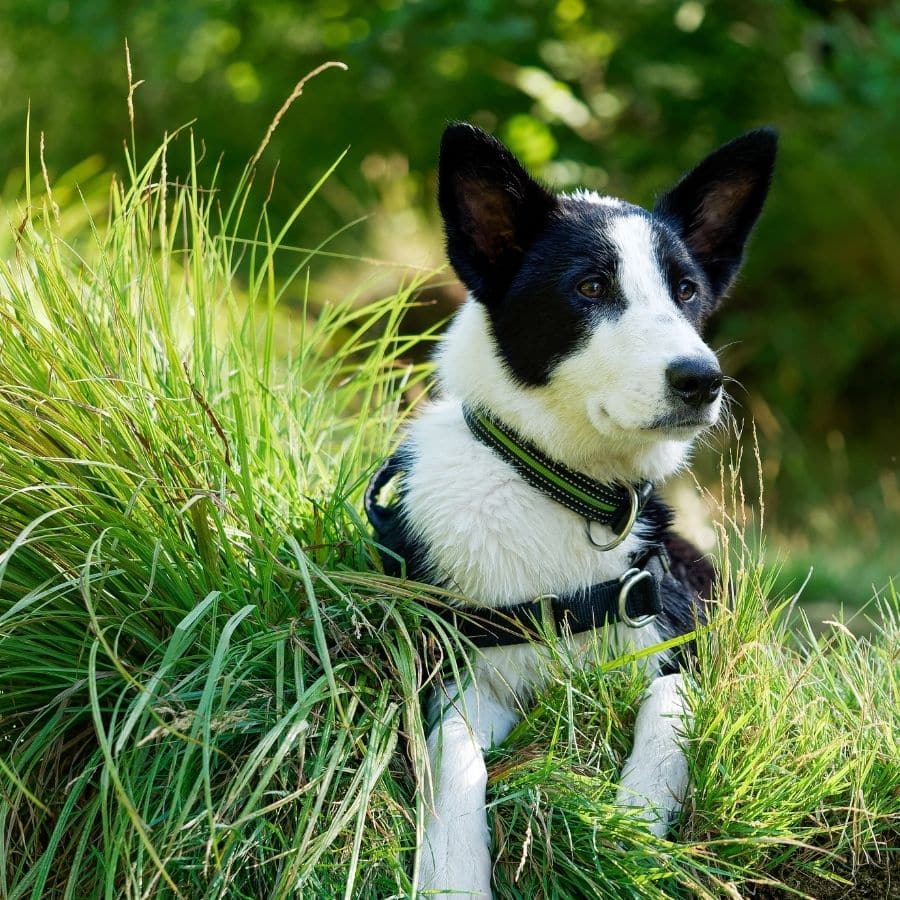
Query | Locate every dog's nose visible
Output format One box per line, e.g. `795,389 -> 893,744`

666,357 -> 723,407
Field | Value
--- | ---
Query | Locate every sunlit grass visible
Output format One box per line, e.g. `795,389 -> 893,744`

487,528 -> 898,899
0,138 -> 896,898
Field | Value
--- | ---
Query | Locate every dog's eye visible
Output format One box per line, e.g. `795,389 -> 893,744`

577,278 -> 606,300
677,278 -> 697,303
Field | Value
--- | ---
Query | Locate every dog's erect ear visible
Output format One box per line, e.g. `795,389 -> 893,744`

655,128 -> 777,300
438,122 -> 558,303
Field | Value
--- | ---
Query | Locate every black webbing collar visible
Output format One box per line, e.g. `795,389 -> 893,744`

462,405 -> 653,537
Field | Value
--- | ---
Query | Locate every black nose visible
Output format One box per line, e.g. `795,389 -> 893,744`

666,357 -> 723,407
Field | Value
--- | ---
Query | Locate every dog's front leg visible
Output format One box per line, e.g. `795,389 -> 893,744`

615,672 -> 691,837
419,681 -> 518,899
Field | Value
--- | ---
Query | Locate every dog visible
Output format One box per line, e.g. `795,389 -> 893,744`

366,122 -> 776,898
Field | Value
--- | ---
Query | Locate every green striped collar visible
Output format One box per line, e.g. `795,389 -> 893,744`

462,405 -> 653,537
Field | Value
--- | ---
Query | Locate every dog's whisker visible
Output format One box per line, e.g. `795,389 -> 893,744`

722,374 -> 750,399
713,340 -> 742,358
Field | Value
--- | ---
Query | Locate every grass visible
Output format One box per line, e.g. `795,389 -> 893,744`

0,134 -> 897,899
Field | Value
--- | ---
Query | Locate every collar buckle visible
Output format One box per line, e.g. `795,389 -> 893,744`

617,567 -> 657,628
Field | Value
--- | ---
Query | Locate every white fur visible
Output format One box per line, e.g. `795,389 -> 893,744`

411,213 -> 709,897
616,672 -> 691,836
567,188 -> 627,209
420,684 -> 517,898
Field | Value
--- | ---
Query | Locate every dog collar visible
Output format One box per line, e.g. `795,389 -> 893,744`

462,405 -> 653,548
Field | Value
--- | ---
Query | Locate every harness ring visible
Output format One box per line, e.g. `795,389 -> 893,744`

585,484 -> 640,551
617,567 -> 657,628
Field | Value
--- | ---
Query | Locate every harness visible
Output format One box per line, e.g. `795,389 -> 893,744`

365,406 -> 668,647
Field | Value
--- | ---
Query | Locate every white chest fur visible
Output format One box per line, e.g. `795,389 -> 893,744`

403,398 -> 643,602
402,397 -> 665,702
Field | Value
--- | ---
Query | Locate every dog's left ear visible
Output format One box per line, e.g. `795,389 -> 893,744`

655,128 -> 777,301
438,122 -> 558,304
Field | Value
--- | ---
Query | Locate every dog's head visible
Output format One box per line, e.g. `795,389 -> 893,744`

437,123 -> 776,481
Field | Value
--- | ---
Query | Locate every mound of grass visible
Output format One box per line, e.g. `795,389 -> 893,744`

0,139 -> 896,899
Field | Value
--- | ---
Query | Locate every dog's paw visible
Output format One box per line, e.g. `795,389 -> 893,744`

615,801 -> 670,838
419,824 -> 493,898
614,783 -> 683,839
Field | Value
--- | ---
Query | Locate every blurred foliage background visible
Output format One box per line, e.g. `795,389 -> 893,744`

0,0 -> 897,617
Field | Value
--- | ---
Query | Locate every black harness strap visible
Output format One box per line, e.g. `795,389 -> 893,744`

431,558 -> 665,647
365,448 -> 667,648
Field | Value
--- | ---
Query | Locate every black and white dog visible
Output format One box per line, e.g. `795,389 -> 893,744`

367,123 -> 776,898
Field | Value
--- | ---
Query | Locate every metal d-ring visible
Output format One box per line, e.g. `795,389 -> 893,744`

585,484 -> 639,551
617,568 -> 656,628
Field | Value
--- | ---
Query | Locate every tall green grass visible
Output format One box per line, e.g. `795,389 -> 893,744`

0,138 -> 896,898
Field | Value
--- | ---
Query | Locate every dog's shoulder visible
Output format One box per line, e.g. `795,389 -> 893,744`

663,533 -> 716,602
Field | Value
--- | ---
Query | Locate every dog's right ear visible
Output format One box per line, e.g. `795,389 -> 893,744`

438,123 -> 558,304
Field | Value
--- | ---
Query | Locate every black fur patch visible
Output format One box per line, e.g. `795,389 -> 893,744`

438,123 -> 559,305
487,200 -> 631,385
366,443 -> 434,583
651,224 -> 712,326
654,128 -> 777,301
630,494 -> 711,673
